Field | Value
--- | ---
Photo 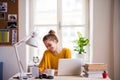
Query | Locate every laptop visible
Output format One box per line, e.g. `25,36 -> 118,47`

57,58 -> 82,76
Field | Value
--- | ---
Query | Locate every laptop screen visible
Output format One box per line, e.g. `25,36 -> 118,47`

57,58 -> 82,76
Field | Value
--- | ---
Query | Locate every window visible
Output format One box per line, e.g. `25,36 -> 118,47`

28,0 -> 90,65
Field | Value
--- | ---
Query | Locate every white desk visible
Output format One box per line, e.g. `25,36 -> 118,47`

9,73 -> 111,80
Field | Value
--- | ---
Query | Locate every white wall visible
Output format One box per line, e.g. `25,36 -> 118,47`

0,47 -> 18,80
0,0 -> 115,80
93,0 -> 114,79
0,0 -> 27,80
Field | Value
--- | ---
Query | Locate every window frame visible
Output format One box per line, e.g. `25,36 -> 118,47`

27,0 -> 90,65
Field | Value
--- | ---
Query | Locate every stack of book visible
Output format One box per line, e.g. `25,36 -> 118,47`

83,63 -> 107,78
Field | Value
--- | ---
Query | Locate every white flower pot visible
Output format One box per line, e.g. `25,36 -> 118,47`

75,54 -> 86,65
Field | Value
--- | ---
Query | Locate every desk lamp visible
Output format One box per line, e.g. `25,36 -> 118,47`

13,32 -> 38,79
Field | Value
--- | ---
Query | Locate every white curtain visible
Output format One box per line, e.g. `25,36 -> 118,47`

113,0 -> 120,80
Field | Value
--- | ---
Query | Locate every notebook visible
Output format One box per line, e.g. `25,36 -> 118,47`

57,58 -> 82,76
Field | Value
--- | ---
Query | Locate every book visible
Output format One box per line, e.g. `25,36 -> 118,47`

83,71 -> 104,78
83,63 -> 107,71
84,67 -> 107,72
84,63 -> 107,67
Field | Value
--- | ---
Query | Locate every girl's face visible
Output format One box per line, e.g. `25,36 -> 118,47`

44,39 -> 58,52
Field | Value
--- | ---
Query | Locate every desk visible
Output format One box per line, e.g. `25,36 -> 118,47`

9,73 -> 111,80
9,76 -> 111,80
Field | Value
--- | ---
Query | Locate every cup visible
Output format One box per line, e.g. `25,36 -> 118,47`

45,69 -> 55,76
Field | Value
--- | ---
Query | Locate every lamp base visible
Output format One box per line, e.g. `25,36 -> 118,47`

13,73 -> 32,79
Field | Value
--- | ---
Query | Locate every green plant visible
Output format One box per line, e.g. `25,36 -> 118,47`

74,32 -> 89,54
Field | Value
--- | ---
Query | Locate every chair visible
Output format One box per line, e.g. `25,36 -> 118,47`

0,62 -> 3,80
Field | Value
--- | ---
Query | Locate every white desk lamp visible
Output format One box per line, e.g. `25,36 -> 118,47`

13,32 -> 38,79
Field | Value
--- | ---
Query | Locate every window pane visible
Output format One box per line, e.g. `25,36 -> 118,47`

62,27 -> 85,53
29,26 -> 57,63
61,26 -> 89,59
33,0 -> 57,25
62,0 -> 85,25
34,26 -> 57,50
29,0 -> 89,65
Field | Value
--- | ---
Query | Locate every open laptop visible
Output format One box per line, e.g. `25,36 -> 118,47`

57,58 -> 82,76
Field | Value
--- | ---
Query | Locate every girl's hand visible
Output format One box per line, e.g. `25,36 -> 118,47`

39,70 -> 45,75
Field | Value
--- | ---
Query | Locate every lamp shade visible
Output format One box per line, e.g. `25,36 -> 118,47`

26,32 -> 38,48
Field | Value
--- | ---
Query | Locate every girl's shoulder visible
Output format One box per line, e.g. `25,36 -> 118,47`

62,47 -> 71,51
44,50 -> 52,55
44,49 -> 50,52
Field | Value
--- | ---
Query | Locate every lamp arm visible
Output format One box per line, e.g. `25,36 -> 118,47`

13,33 -> 32,72
13,32 -> 34,77
13,32 -> 38,79
13,45 -> 24,74
14,35 -> 32,47
14,45 -> 29,79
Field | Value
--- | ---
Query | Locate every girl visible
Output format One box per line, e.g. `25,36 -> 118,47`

39,30 -> 71,75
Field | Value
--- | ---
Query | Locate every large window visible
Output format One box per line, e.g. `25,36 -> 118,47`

28,0 -> 90,65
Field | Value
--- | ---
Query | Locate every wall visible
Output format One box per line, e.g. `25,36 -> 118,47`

0,0 -> 27,80
93,0 -> 114,79
113,0 -> 120,80
0,0 -> 115,80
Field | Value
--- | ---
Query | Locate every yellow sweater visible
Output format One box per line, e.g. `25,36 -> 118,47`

38,48 -> 71,71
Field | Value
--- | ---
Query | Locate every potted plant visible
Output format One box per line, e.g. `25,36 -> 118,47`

73,32 -> 89,59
